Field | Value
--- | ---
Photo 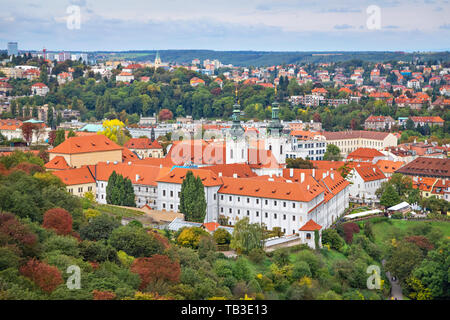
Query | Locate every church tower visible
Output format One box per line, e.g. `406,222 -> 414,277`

154,51 -> 162,69
266,85 -> 286,164
226,87 -> 248,164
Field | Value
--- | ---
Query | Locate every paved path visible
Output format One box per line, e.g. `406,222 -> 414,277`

382,259 -> 403,300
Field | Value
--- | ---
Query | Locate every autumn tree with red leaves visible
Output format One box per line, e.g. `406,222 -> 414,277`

42,208 -> 73,235
342,222 -> 360,244
158,109 -> 173,121
20,259 -> 63,293
0,213 -> 38,256
405,235 -> 434,252
21,122 -> 35,145
131,254 -> 181,290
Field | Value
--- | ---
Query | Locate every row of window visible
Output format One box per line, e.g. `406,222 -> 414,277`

219,195 -> 302,209
221,207 -> 300,222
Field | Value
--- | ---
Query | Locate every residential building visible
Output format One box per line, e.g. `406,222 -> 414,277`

395,157 -> 450,179
347,164 -> 387,203
364,115 -> 396,130
51,167 -> 96,197
124,137 -> 164,159
31,83 -> 49,96
48,135 -> 123,168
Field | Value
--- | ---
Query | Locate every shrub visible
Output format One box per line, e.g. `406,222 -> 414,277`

322,229 -> 344,251
342,223 -> 360,244
131,255 -> 181,290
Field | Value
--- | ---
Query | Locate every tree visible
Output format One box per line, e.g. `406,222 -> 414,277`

386,241 -> 423,285
323,144 -> 342,161
213,228 -> 231,245
380,184 -> 401,208
80,213 -> 120,241
131,255 -> 181,290
179,171 -> 206,222
53,129 -> 66,147
21,122 -> 35,145
105,171 -> 136,207
321,229 -> 344,251
109,226 -> 164,258
230,217 -> 264,254
42,208 -> 73,235
20,259 -> 63,294
98,119 -> 129,145
176,227 -> 209,249
158,108 -> 173,121
286,157 -> 314,169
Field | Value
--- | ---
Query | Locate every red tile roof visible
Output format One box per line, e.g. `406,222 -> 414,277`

218,176 -> 323,202
396,157 -> 450,178
51,167 -> 95,185
124,138 -> 162,150
157,167 -> 223,187
45,156 -> 70,170
299,219 -> 322,231
49,134 -> 123,154
202,222 -> 220,232
375,160 -> 404,174
354,165 -> 386,182
347,148 -> 384,161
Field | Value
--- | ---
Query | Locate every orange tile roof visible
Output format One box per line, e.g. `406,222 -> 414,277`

124,138 -> 162,150
51,167 -> 95,185
299,219 -> 322,231
375,160 -> 405,174
206,163 -> 257,178
45,156 -> 70,170
218,176 -> 323,202
354,165 -> 386,182
311,160 -> 345,170
0,119 -> 22,130
122,147 -> 140,161
347,148 -> 385,161
49,134 -> 123,154
156,167 -> 223,187
90,162 -> 169,186
202,222 -> 220,232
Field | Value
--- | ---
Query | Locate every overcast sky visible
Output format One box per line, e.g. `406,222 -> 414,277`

1,0 -> 449,52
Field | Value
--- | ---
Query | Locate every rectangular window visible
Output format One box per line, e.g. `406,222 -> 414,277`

265,212 -> 268,218
274,213 -> 277,219
255,211 -> 258,217
283,214 -> 286,220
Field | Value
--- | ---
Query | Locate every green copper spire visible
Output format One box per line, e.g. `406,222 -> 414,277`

268,85 -> 283,136
229,86 -> 244,138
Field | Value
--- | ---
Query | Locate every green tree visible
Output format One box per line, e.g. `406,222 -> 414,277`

179,171 -> 206,222
230,217 -> 264,254
323,144 -> 342,161
380,184 -> 401,208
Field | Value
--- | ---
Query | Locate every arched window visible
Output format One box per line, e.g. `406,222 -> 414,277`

306,233 -> 311,240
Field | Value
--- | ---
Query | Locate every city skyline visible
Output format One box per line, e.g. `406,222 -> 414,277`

1,0 -> 450,52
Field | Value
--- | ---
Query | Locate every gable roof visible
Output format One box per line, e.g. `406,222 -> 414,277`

124,138 -> 162,150
354,165 -> 386,182
218,176 -> 323,202
347,148 -> 384,161
45,156 -> 70,170
395,157 -> 450,178
51,167 -> 95,185
375,160 -> 404,174
156,167 -> 223,187
49,134 -> 123,154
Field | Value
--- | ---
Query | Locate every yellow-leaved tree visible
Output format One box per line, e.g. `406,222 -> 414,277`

98,119 -> 130,146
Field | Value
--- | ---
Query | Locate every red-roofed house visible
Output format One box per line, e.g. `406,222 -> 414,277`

31,83 -> 49,96
48,134 -> 124,168
347,164 -> 387,203
51,167 -> 96,197
298,219 -> 322,249
347,148 -> 386,163
124,138 -> 163,159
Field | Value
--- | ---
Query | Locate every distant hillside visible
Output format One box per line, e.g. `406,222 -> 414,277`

92,50 -> 450,67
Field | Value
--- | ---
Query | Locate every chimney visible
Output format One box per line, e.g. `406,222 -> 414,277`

290,168 -> 293,177
219,172 -> 222,177
106,161 -> 110,164
233,173 -> 237,178
331,172 -> 334,180
160,164 -> 163,168
113,161 -> 118,165
128,161 -> 131,165
312,169 -> 315,177
307,185 -> 310,190
373,167 -> 376,173
301,172 -> 305,183
136,174 -> 140,182
286,179 -> 292,183
322,173 -> 327,179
